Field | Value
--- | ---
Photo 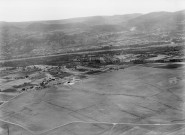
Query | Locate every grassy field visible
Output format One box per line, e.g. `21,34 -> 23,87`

0,63 -> 185,134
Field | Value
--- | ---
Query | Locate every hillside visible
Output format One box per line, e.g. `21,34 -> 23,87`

126,10 -> 185,32
0,10 -> 184,59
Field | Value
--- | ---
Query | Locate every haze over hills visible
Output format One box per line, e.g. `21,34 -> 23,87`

1,1 -> 185,134
0,10 -> 184,59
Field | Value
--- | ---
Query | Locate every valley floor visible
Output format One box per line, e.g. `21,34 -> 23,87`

0,63 -> 185,134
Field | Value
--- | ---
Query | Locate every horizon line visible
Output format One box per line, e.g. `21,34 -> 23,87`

0,9 -> 184,23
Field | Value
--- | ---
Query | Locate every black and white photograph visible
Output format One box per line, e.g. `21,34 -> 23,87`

0,0 -> 185,134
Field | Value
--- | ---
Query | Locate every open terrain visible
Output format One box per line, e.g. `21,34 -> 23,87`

0,62 -> 185,134
0,9 -> 185,135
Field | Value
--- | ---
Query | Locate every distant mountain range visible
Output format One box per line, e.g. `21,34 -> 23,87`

0,10 -> 184,59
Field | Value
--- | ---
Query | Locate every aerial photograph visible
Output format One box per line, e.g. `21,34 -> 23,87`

0,0 -> 185,134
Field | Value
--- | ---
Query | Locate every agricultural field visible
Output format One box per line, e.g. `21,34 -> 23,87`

0,61 -> 185,134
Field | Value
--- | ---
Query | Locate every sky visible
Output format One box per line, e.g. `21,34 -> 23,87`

0,0 -> 185,22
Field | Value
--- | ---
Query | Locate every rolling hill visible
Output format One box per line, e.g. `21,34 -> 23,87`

0,10 -> 184,59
